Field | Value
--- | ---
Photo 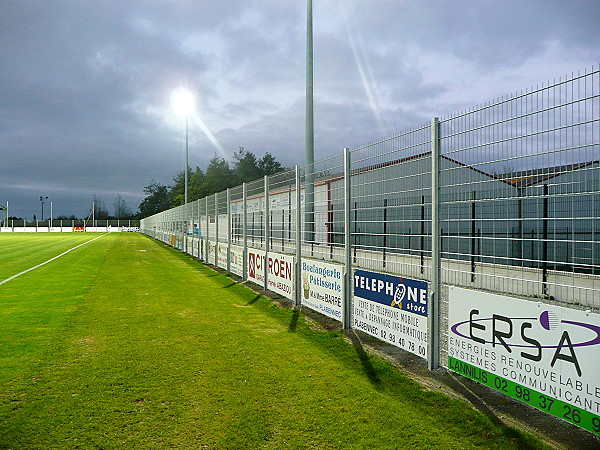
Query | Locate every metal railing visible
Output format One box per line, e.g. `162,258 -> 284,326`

141,66 -> 600,374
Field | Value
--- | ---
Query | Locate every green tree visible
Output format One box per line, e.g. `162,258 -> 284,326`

139,150 -> 285,217
139,180 -> 171,217
170,170 -> 186,206
258,152 -> 284,176
202,154 -> 234,195
189,166 -> 207,201
233,147 -> 263,184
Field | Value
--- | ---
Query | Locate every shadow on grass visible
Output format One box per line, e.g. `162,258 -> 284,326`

346,331 -> 382,389
288,308 -> 300,332
246,294 -> 261,306
221,282 -> 237,289
444,373 -> 534,443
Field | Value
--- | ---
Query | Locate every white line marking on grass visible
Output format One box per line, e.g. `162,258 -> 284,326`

0,234 -> 108,286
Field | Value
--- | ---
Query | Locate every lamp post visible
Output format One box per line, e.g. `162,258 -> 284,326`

171,88 -> 195,205
40,196 -> 48,222
305,0 -> 315,243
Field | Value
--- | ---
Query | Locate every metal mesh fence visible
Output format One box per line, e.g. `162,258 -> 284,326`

439,68 -> 599,308
301,153 -> 345,261
349,124 -> 432,277
140,66 -> 600,389
267,169 -> 297,254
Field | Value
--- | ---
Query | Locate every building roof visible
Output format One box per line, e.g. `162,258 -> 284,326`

495,161 -> 599,188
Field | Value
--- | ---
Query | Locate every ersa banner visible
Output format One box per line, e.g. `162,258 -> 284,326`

353,269 -> 428,359
448,287 -> 600,435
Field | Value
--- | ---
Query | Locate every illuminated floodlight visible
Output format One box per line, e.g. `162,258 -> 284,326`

171,88 -> 195,116
171,88 -> 195,205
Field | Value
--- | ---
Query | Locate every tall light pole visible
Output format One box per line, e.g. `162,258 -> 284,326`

305,0 -> 315,242
40,196 -> 48,222
171,88 -> 195,204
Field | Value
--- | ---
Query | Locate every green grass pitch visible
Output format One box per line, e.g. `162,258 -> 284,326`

0,232 -> 547,448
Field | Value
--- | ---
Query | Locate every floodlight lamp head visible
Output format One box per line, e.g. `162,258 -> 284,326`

171,88 -> 195,116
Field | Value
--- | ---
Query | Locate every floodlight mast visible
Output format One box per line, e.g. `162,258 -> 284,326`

40,196 -> 48,222
305,0 -> 315,243
185,115 -> 189,204
171,88 -> 195,205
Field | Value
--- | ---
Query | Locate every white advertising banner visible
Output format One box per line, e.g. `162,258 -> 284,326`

207,240 -> 216,265
448,287 -> 600,435
246,248 -> 266,287
229,244 -> 244,277
353,269 -> 428,359
86,226 -> 107,232
301,259 -> 343,322
266,251 -> 294,300
199,239 -> 205,261
217,243 -> 229,269
190,238 -> 198,257
1,227 -> 12,232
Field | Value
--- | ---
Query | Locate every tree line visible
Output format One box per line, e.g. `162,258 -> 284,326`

139,148 -> 285,217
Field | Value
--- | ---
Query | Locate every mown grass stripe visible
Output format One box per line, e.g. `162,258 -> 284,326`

0,233 -> 107,286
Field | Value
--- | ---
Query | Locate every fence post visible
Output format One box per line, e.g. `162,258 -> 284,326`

295,165 -> 302,307
243,183 -> 248,280
343,147 -> 352,330
542,184 -> 549,296
429,117 -> 441,370
264,175 -> 270,290
227,188 -> 231,273
214,194 -> 219,265
205,197 -> 209,261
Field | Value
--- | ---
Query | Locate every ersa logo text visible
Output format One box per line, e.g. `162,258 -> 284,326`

451,309 -> 600,377
354,269 -> 428,316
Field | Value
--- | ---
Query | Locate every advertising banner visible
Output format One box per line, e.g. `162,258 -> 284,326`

217,243 -> 229,269
448,286 -> 600,435
247,248 -> 266,287
207,240 -> 216,265
266,251 -> 294,300
86,226 -> 107,232
353,269 -> 428,359
301,259 -> 343,322
229,244 -> 244,277
1,227 -> 12,232
199,239 -> 205,261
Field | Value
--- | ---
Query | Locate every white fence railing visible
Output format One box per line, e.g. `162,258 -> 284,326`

141,66 -> 600,435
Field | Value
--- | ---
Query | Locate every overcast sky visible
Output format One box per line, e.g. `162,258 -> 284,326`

1,0 -> 598,220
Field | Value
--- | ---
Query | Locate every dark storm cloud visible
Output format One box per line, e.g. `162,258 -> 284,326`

1,0 -> 598,219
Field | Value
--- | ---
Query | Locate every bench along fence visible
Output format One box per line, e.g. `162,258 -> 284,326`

142,66 -> 600,435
